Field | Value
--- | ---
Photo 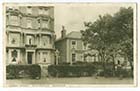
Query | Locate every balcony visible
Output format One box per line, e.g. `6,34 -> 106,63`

25,44 -> 37,48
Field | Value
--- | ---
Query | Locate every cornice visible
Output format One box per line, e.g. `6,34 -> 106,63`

6,8 -> 54,20
6,25 -> 55,34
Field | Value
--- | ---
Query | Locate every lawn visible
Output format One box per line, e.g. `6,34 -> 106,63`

5,76 -> 133,87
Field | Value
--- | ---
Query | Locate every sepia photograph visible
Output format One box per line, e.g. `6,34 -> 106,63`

3,3 -> 137,87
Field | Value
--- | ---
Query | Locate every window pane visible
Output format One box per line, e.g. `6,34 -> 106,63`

27,20 -> 32,28
71,41 -> 77,49
29,38 -> 32,44
72,41 -> 76,45
72,53 -> 76,62
42,36 -> 51,46
11,50 -> 17,57
27,35 -> 34,45
43,52 -> 47,62
42,20 -> 49,29
10,15 -> 18,25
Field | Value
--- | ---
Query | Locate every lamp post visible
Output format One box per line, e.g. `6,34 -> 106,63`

71,47 -> 75,65
55,50 -> 60,65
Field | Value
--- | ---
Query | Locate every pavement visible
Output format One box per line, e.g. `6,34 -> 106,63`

5,77 -> 133,87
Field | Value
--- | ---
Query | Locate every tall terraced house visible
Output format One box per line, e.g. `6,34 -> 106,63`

5,6 -> 55,67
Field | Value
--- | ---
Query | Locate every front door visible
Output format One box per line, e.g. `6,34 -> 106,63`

27,52 -> 33,64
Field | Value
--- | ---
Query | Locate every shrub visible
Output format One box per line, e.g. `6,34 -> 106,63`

6,64 -> 41,79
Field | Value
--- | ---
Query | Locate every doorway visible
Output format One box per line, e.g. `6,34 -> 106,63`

27,52 -> 33,64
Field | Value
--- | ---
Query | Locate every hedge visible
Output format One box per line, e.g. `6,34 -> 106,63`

6,64 -> 41,79
48,64 -> 96,77
48,62 -> 129,77
115,68 -> 132,78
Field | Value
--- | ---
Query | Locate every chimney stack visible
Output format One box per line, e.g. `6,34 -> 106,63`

61,26 -> 66,38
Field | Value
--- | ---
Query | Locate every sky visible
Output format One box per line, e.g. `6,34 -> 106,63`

54,3 -> 135,38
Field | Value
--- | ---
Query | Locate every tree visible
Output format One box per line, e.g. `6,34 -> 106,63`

81,7 -> 133,76
81,14 -> 114,76
112,7 -> 133,76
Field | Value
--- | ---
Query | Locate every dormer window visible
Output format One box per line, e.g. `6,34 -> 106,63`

44,8 -> 49,15
27,6 -> 32,14
39,8 -> 43,15
39,7 -> 49,15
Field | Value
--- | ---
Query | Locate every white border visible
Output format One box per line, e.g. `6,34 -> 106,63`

0,0 -> 140,91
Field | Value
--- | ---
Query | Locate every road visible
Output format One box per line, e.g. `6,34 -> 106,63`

5,77 -> 133,87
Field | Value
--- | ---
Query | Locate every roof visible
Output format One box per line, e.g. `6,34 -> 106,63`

66,31 -> 82,39
56,31 -> 82,42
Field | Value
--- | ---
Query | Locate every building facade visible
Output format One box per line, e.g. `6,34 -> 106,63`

5,6 -> 55,66
55,27 -> 99,64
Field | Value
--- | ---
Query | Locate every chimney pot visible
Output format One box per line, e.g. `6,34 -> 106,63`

61,26 -> 66,38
